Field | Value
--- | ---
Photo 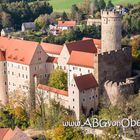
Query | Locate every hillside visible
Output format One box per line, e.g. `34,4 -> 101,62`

49,0 -> 140,12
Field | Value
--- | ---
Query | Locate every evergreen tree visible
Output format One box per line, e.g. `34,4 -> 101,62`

61,11 -> 68,21
98,0 -> 106,10
71,4 -> 79,20
107,0 -> 114,9
93,0 -> 99,11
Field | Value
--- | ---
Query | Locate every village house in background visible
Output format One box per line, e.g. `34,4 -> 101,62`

21,22 -> 36,32
57,21 -> 76,31
49,20 -> 77,35
1,27 -> 14,37
87,18 -> 101,26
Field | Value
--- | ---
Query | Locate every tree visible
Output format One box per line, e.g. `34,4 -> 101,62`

61,12 -> 69,21
93,0 -> 100,11
71,4 -> 79,20
98,0 -> 106,10
34,14 -> 50,29
0,105 -> 29,129
80,0 -> 91,15
122,13 -> 131,35
1,12 -> 12,27
48,69 -> 67,90
107,0 -> 114,9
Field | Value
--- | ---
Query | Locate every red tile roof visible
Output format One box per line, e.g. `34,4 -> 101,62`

83,37 -> 101,49
66,39 -> 97,54
46,56 -> 58,63
0,37 -> 39,65
58,21 -> 76,27
41,42 -> 63,55
0,128 -> 10,140
67,51 -> 94,68
1,127 -> 32,140
37,84 -> 68,96
74,73 -> 98,91
4,127 -> 32,140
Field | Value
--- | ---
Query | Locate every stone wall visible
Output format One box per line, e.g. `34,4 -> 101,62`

104,79 -> 134,106
94,47 -> 132,94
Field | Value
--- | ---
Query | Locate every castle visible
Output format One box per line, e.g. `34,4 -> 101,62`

0,10 -> 140,119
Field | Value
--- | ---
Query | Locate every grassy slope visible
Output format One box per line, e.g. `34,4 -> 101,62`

49,0 -> 140,12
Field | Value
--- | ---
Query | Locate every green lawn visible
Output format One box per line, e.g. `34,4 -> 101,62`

48,0 -> 140,12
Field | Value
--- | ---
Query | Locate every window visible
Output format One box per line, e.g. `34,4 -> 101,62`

22,74 -> 24,78
19,73 -> 20,77
88,70 -> 90,73
73,99 -> 75,101
96,95 -> 98,98
73,106 -> 75,109
71,84 -> 73,86
73,91 -> 74,94
8,71 -> 10,74
18,65 -> 20,69
11,64 -> 13,67
89,97 -> 91,100
26,75 -> 28,79
9,82 -> 10,85
5,82 -> 6,85
22,66 -> 24,70
35,66 -> 36,71
73,67 -> 75,70
12,72 -> 14,75
38,58 -> 41,61
93,96 -> 94,99
25,67 -> 27,71
79,68 -> 81,71
83,99 -> 85,102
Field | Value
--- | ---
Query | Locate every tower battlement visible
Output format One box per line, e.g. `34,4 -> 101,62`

101,10 -> 122,17
95,47 -> 131,58
105,79 -> 134,89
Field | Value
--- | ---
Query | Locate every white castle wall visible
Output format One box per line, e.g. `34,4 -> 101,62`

0,61 -> 8,105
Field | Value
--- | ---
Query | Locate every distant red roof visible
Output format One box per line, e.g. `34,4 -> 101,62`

67,51 -> 94,68
46,56 -> 58,63
37,84 -> 68,96
4,127 -> 32,140
66,39 -> 97,54
0,127 -> 32,140
83,37 -> 101,49
41,42 -> 63,55
74,73 -> 98,91
58,21 -> 76,27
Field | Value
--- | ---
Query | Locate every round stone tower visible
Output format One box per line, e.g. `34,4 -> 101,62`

101,10 -> 122,52
0,49 -> 8,105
